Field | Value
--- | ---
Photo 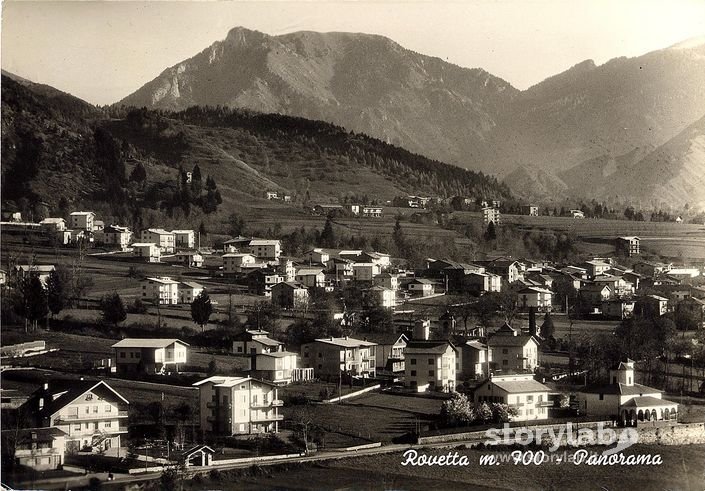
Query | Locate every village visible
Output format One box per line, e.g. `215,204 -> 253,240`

1,197 -> 705,490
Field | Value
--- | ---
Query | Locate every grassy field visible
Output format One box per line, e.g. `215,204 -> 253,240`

163,443 -> 705,491
281,392 -> 445,443
1,327 -> 250,375
319,444 -> 705,491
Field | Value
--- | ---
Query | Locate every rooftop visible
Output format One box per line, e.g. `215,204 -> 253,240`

112,338 -> 188,349
313,336 -> 377,348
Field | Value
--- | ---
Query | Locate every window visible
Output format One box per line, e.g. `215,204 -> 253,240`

85,407 -> 90,414
237,346 -> 243,353
599,393 -> 604,400
120,352 -> 126,358
410,359 -> 417,365
428,358 -> 434,365
502,360 -> 508,366
104,422 -> 112,428
105,405 -> 112,412
318,353 -> 322,358
94,406 -> 98,413
428,370 -> 435,376
135,352 -> 140,358
502,348 -> 508,354
410,370 -> 417,376
74,424 -> 81,431
527,395 -> 534,402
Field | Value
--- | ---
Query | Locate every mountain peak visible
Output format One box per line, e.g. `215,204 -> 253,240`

224,26 -> 269,46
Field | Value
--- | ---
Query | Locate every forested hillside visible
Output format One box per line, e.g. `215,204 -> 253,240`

2,73 -> 511,231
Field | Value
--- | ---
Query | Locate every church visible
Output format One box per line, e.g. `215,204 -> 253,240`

577,359 -> 678,426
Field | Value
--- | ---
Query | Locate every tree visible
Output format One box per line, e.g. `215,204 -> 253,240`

46,270 -> 66,320
484,221 -> 497,241
540,312 -> 555,340
100,292 -> 127,326
320,218 -> 336,248
439,392 -> 474,427
475,401 -> 493,423
129,162 -> 147,183
13,275 -> 49,332
191,290 -> 213,332
227,213 -> 247,237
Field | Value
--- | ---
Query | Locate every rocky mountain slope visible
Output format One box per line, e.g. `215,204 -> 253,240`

119,28 -> 705,207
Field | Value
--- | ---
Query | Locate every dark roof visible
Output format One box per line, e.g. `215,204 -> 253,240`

580,383 -> 661,396
25,379 -> 128,419
405,340 -> 455,354
362,332 -> 408,346
1,427 -> 67,443
488,331 -> 538,348
621,396 -> 677,408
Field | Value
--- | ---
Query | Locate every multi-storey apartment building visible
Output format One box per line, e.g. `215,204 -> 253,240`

21,380 -> 129,453
141,276 -> 179,305
404,340 -> 457,392
69,211 -> 95,231
172,229 -> 196,249
194,376 -> 283,435
300,337 -> 377,380
140,229 -> 175,253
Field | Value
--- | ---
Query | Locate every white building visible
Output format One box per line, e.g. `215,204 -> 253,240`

251,351 -> 301,385
404,340 -> 457,392
194,376 -> 283,435
97,225 -> 132,250
132,243 -> 161,262
141,276 -> 179,305
172,230 -> 196,249
179,282 -> 204,304
577,360 -> 678,425
69,211 -> 95,231
140,229 -> 175,253
369,286 -> 396,309
223,253 -> 257,275
112,338 -> 189,374
247,239 -> 282,261
39,218 -> 67,233
474,373 -> 551,421
294,267 -> 325,288
482,207 -> 501,225
21,380 -> 129,453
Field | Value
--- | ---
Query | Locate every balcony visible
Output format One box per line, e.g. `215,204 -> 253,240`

55,411 -> 128,424
271,399 -> 284,407
250,413 -> 284,423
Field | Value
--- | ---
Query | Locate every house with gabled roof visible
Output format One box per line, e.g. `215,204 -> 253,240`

20,379 -> 129,453
179,281 -> 204,304
474,373 -> 551,421
112,338 -> 189,374
270,281 -> 309,309
232,330 -> 283,355
362,332 -> 408,373
487,323 -> 540,372
1,427 -> 67,470
577,360 -> 678,425
404,339 -> 457,392
407,278 -> 435,297
140,228 -> 175,253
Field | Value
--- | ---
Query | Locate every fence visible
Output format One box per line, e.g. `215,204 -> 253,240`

322,384 -> 380,403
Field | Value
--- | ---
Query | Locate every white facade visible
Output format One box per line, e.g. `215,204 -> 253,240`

194,377 -> 282,435
404,341 -> 457,392
179,282 -> 204,304
132,243 -> 161,262
247,240 -> 282,261
142,276 -> 179,305
474,374 -> 551,421
140,229 -> 175,253
173,230 -> 196,249
223,253 -> 257,274
112,338 -> 189,374
69,212 -> 95,231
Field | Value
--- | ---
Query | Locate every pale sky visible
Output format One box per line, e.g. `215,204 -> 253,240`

3,0 -> 705,106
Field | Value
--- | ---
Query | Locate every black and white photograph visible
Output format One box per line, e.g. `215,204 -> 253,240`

1,0 -> 705,489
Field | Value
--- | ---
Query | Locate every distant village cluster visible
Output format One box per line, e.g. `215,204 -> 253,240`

1,202 -> 704,481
